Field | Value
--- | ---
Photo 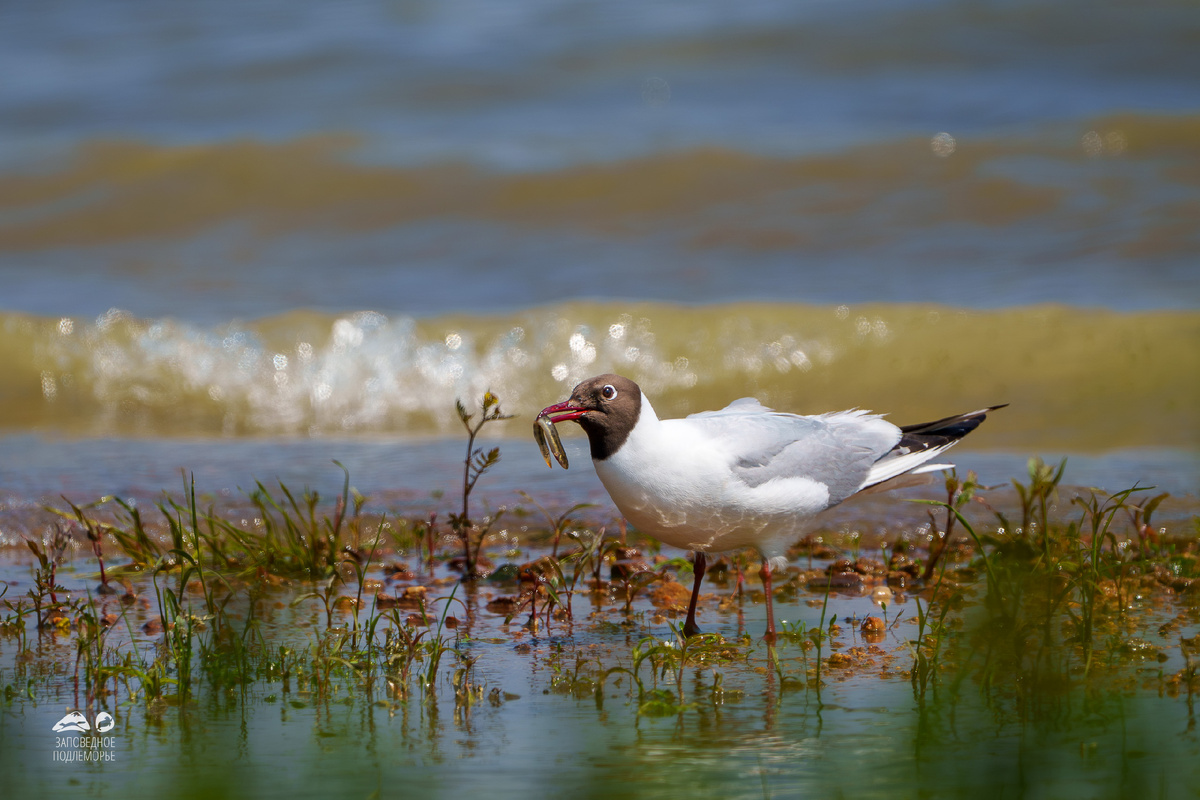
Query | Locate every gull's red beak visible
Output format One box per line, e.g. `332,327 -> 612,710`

539,399 -> 588,424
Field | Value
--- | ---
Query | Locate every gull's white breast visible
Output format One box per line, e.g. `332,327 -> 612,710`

593,397 -> 832,558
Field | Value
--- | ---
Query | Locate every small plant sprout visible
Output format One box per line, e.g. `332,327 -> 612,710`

517,491 -> 595,559
919,469 -> 979,581
25,524 -> 74,630
1128,491 -> 1170,560
449,391 -> 514,580
994,456 -> 1067,554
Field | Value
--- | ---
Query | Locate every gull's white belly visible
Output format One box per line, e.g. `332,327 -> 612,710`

593,431 -> 831,558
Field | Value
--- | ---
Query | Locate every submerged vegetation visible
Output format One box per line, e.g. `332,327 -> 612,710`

1,395 -> 1198,796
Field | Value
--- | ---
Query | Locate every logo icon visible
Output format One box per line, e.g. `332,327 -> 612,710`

52,710 -> 119,764
52,712 -> 90,733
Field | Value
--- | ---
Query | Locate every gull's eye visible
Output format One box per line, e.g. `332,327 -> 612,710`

601,384 -> 617,401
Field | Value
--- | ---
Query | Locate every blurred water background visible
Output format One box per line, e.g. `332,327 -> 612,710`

0,0 -> 1197,503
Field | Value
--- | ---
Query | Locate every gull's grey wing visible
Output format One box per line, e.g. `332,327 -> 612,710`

685,401 -> 901,503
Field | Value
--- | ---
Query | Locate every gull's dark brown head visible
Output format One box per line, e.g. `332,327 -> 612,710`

538,373 -> 642,461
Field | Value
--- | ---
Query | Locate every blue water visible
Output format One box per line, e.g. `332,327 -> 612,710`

3,0 -> 1197,166
1,435 -> 1194,552
1,0 -> 1198,318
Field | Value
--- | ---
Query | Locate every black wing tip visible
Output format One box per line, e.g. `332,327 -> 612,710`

900,403 -> 1007,435
896,403 -> 1006,451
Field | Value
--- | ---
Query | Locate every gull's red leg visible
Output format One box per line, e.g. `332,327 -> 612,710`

759,560 -> 777,644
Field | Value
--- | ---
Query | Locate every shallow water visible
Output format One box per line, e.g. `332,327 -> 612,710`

5,675 -> 1195,799
1,433 -> 1197,798
0,435 -> 1196,550
2,539 -> 1197,800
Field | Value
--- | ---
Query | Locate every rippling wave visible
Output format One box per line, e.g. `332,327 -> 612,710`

2,112 -> 1197,321
4,302 -> 1196,450
4,114 -> 1198,249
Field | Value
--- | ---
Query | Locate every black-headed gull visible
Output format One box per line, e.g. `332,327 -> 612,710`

539,373 -> 1004,642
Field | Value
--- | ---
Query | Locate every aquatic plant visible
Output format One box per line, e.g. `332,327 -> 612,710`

422,586 -> 464,693
1067,485 -> 1156,675
512,555 -> 570,632
3,443 -> 1197,798
24,524 -> 74,630
518,491 -> 595,559
0,585 -> 32,652
912,473 -> 1192,728
556,525 -> 612,604
909,560 -> 959,700
1127,490 -> 1170,562
617,625 -> 742,715
416,512 -> 438,571
449,391 -> 513,579
244,463 -> 354,579
548,650 -> 607,701
503,523 -> 612,632
920,469 -> 979,581
993,456 -> 1067,558
25,464 -> 491,714
806,571 -> 835,692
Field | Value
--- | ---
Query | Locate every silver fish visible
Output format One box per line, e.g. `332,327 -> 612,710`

534,414 -> 569,469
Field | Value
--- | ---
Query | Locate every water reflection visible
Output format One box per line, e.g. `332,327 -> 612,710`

3,588 -> 1196,799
